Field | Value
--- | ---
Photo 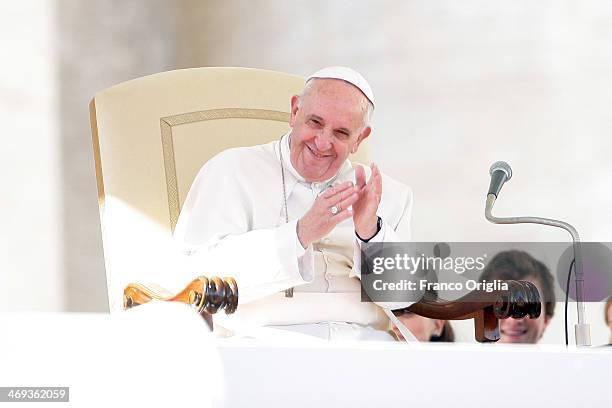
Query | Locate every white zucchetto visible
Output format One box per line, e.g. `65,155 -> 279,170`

307,66 -> 375,108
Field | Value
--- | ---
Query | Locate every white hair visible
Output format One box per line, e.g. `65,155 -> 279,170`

298,78 -> 373,131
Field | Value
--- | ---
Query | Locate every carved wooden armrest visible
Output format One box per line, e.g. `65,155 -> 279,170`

123,276 -> 238,330
407,280 -> 541,342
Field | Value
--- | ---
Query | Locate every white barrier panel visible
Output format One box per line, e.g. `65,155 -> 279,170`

1,309 -> 609,407
0,304 -> 223,407
217,338 -> 611,408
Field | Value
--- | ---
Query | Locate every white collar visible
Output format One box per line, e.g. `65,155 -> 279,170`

277,132 -> 354,188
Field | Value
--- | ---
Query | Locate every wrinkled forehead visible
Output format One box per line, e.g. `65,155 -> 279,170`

300,78 -> 369,121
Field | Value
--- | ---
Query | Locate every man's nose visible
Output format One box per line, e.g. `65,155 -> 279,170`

506,317 -> 527,324
314,129 -> 332,151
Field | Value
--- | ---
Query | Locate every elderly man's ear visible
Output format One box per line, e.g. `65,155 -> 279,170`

289,95 -> 300,127
352,126 -> 372,153
432,319 -> 446,337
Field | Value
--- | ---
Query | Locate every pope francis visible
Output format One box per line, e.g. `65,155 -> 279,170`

174,67 -> 413,341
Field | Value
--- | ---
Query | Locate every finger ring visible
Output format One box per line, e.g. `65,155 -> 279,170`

330,205 -> 339,215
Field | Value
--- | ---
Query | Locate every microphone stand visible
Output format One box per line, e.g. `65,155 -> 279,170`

485,194 -> 591,346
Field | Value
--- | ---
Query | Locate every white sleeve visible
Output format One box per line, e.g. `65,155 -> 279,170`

180,220 -> 315,304
351,218 -> 398,279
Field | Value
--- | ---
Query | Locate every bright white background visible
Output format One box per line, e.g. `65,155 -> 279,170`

1,0 -> 610,345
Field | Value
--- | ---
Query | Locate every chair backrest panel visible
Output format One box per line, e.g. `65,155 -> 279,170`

161,108 -> 292,230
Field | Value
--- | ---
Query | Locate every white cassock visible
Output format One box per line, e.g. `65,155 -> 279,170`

173,133 -> 413,340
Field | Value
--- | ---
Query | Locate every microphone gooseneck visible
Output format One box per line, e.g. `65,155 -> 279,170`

484,161 -> 591,347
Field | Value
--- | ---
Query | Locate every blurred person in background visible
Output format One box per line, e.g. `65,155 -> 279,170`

605,296 -> 612,345
390,309 -> 454,342
390,288 -> 454,342
480,250 -> 555,344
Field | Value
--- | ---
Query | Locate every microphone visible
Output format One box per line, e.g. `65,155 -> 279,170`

488,161 -> 512,198
484,161 -> 591,346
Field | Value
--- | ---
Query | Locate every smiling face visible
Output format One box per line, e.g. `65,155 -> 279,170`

607,302 -> 612,342
288,78 -> 371,182
499,278 -> 551,344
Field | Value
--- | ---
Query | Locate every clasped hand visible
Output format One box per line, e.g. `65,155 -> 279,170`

297,163 -> 382,248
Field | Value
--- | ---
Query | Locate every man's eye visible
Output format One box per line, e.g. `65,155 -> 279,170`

335,131 -> 350,140
309,119 -> 322,126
